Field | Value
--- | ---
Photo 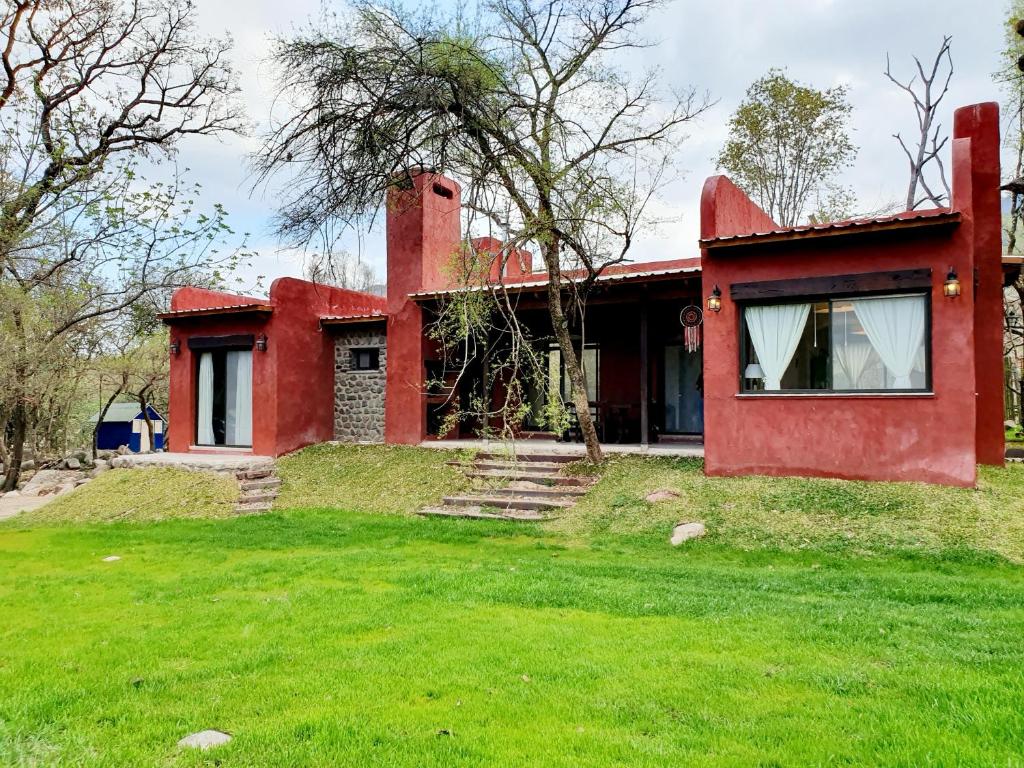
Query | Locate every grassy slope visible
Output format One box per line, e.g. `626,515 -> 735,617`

560,456 -> 1024,563
0,513 -> 1022,767
21,467 -> 238,524
275,444 -> 470,515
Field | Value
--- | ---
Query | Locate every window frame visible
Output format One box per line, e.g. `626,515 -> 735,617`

738,290 -> 933,395
192,337 -> 255,448
350,346 -> 381,372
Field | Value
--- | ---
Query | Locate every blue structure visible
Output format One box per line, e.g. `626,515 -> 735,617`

90,403 -> 165,452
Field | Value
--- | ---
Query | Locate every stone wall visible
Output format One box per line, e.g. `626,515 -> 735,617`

333,328 -> 387,442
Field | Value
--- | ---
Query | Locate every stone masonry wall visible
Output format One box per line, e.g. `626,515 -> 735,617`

334,328 -> 387,443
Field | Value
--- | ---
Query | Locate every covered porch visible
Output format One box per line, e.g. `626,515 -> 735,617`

414,263 -> 705,448
418,438 -> 704,458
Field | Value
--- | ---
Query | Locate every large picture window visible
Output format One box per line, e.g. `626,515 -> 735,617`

740,293 -> 930,393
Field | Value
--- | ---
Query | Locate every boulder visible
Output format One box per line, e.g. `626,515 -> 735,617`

91,459 -> 109,477
670,521 -> 706,546
117,445 -> 130,455
177,730 -> 232,751
19,460 -> 35,471
21,470 -> 66,496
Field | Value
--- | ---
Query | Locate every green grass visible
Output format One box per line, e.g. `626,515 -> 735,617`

2,445 -> 1024,765
558,456 -> 1024,563
19,467 -> 238,524
275,443 -> 470,514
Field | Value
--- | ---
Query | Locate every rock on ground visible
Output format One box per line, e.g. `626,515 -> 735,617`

177,730 -> 232,750
670,521 -> 706,546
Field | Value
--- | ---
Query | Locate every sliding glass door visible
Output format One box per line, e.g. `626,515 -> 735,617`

196,349 -> 253,447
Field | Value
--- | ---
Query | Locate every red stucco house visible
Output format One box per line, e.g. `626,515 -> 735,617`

160,102 -> 1019,487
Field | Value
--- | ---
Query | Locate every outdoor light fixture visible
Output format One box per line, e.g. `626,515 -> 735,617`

707,284 -> 722,313
943,267 -> 961,298
256,333 -> 268,352
169,338 -> 180,356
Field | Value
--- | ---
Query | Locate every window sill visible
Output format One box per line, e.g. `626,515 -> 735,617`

735,392 -> 935,400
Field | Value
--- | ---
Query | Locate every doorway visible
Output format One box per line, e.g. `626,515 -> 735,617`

663,345 -> 703,435
196,349 -> 253,447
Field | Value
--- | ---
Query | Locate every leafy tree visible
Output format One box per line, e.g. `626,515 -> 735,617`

257,0 -> 709,462
0,0 -> 247,489
717,69 -> 856,227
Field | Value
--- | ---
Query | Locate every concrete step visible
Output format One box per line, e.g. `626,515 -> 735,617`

240,477 -> 282,492
418,506 -> 551,521
442,494 -> 575,512
236,468 -> 274,481
237,491 -> 277,505
472,460 -> 566,472
481,486 -> 587,499
475,451 -> 578,464
465,471 -> 591,486
234,502 -> 273,514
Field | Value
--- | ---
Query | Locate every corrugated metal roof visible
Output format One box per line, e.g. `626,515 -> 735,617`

700,209 -> 960,248
409,263 -> 702,299
157,303 -> 273,320
89,403 -> 161,424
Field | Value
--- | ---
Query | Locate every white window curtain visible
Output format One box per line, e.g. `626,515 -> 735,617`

744,304 -> 811,390
197,352 -> 215,445
834,340 -> 873,389
225,350 -> 253,446
851,296 -> 925,389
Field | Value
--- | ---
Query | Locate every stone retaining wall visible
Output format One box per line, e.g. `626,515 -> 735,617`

334,328 -> 387,442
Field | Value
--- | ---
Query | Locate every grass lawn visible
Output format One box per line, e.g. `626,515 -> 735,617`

1,446 -> 1023,766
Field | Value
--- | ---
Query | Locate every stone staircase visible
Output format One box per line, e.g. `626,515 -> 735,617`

234,466 -> 281,514
418,451 -> 594,521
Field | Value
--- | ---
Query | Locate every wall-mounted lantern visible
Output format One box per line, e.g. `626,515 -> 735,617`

169,338 -> 181,356
256,333 -> 268,352
943,267 -> 961,298
707,284 -> 722,313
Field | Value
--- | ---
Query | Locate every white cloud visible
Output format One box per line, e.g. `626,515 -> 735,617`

173,0 -> 1011,278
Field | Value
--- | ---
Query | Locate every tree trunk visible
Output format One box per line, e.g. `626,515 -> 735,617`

138,388 -> 155,453
93,375 -> 128,459
1,403 -> 27,492
542,246 -> 602,464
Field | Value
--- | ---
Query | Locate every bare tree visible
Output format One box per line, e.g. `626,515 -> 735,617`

303,250 -> 378,292
0,0 -> 243,269
885,35 -> 954,210
257,0 -> 709,462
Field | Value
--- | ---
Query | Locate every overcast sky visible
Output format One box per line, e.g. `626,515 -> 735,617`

174,0 -> 1013,293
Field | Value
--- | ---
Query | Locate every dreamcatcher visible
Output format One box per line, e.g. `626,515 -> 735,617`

679,305 -> 704,353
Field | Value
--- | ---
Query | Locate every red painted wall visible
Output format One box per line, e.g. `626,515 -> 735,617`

165,279 -> 385,456
384,172 -> 463,444
700,102 -> 1002,488
953,103 -> 1005,466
